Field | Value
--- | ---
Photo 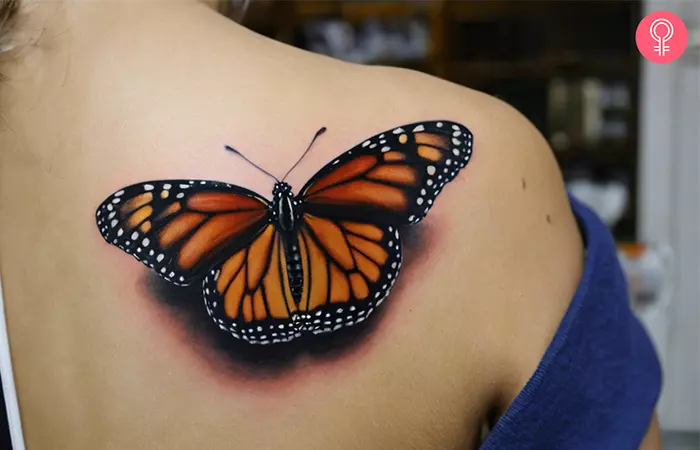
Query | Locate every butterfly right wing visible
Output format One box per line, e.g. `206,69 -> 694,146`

96,180 -> 271,285
296,215 -> 402,334
299,120 -> 474,226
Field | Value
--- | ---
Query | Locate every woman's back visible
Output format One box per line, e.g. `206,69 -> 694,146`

0,2 -> 658,449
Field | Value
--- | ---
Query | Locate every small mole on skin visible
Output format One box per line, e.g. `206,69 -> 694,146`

522,178 -> 527,190
546,214 -> 552,224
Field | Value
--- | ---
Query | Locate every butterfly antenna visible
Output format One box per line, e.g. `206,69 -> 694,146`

281,127 -> 327,182
224,145 -> 280,183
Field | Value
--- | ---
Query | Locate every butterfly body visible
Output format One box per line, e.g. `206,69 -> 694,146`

97,121 -> 473,345
269,181 -> 305,304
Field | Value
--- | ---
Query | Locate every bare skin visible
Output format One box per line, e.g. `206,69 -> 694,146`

0,1 -> 658,448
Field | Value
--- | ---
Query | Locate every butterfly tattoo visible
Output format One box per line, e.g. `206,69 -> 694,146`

96,121 -> 474,345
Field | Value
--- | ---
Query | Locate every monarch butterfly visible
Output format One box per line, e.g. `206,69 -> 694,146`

96,121 -> 473,345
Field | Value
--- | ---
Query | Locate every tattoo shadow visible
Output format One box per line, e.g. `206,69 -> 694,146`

143,225 -> 425,376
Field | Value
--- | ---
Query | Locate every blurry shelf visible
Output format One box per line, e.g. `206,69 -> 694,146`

554,143 -> 635,169
292,1 -> 440,20
446,1 -> 540,20
451,56 -> 637,82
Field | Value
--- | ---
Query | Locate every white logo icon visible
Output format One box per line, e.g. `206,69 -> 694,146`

650,18 -> 674,56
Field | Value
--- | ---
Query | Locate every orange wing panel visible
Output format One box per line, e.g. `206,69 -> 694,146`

307,180 -> 408,211
246,225 -> 275,289
121,193 -> 153,215
414,133 -> 448,148
341,222 -> 384,242
347,234 -> 388,265
188,192 -> 266,213
366,165 -> 417,185
159,213 -> 206,248
304,155 -> 378,195
178,210 -> 266,269
305,215 -> 355,270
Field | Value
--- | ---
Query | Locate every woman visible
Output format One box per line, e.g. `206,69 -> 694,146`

0,0 -> 661,448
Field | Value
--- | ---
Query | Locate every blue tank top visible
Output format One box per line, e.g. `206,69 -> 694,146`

480,195 -> 662,450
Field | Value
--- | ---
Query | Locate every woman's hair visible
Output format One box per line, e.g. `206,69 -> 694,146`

0,0 -> 20,79
0,0 -> 19,49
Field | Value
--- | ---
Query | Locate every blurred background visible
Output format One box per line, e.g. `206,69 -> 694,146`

218,0 -> 699,448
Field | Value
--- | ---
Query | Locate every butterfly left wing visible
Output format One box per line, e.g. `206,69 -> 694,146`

299,120 -> 473,225
96,180 -> 270,285
202,224 -> 300,344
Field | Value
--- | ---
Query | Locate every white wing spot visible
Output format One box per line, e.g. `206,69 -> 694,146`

110,219 -> 118,228
117,228 -> 124,236
452,124 -> 460,130
131,231 -> 139,240
446,159 -> 452,166
179,184 -> 190,189
144,184 -> 154,191
437,122 -> 443,127
381,146 -> 391,152
163,183 -> 172,189
142,238 -> 150,246
412,125 -> 425,132
453,149 -> 460,156
453,131 -> 461,137
114,190 -> 125,197
362,140 -> 371,148
157,254 -> 165,262
176,193 -> 185,199
111,198 -> 121,204
427,179 -> 433,186
452,138 -> 461,145
107,204 -> 113,211
427,166 -> 436,175
393,127 -> 405,134
420,189 -> 426,195
369,143 -> 377,149
417,197 -> 424,205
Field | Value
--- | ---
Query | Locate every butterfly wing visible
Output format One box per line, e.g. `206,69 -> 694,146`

203,224 -> 300,344
201,216 -> 401,344
299,120 -> 473,225
96,180 -> 270,285
297,216 -> 402,335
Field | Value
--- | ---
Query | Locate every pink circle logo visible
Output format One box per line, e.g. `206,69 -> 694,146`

636,11 -> 688,64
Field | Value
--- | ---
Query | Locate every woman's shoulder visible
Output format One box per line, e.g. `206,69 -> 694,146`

347,63 -> 586,412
